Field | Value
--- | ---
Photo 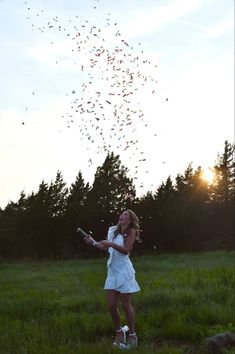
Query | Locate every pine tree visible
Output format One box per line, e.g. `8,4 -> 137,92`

175,164 -> 194,195
18,173 -> 69,257
173,164 -> 211,250
213,141 -> 235,202
208,141 -> 235,250
66,171 -> 90,227
156,176 -> 175,204
86,152 -> 136,230
48,171 -> 68,218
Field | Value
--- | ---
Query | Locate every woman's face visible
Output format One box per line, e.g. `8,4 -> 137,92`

119,211 -> 131,226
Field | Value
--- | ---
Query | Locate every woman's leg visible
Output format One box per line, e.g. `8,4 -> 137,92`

120,293 -> 135,333
106,290 -> 121,330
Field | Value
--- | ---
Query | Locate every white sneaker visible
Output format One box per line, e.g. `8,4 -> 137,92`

112,326 -> 129,349
126,333 -> 138,349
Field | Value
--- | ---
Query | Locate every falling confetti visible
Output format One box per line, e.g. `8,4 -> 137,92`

23,1 -> 162,188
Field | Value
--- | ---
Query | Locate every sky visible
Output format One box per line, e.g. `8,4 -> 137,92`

0,0 -> 234,208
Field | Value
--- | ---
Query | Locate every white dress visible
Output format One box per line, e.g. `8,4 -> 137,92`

104,226 -> 140,293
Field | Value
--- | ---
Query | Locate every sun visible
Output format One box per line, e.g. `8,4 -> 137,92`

201,168 -> 215,184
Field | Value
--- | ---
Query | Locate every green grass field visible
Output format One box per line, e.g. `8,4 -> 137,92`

0,251 -> 234,354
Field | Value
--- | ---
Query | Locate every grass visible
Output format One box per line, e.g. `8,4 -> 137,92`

0,251 -> 234,353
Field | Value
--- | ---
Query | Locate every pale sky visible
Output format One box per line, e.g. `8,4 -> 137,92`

0,0 -> 234,208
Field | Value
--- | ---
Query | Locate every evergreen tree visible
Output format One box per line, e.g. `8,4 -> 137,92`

156,176 -> 175,203
208,141 -> 235,249
66,171 -> 90,220
173,164 -> 211,250
11,173 -> 69,258
212,140 -> 235,202
0,191 -> 36,257
191,166 -> 210,203
133,191 -> 155,252
65,171 -> 90,257
175,164 -> 194,195
154,176 -> 177,251
86,152 -> 136,234
48,171 -> 68,218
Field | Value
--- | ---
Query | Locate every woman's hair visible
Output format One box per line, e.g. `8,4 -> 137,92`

114,209 -> 142,243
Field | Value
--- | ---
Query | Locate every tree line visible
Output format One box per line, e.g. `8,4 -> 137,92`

0,140 -> 234,259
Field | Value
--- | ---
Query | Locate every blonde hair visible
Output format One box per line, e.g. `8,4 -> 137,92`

114,209 -> 142,243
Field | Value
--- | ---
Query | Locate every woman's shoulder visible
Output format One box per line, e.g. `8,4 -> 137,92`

126,228 -> 136,237
129,227 -> 136,234
107,225 -> 118,241
108,225 -> 117,232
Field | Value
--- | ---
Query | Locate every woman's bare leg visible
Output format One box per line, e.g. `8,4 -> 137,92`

120,293 -> 135,333
106,290 -> 121,330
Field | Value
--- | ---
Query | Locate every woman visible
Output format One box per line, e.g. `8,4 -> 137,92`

84,209 -> 141,349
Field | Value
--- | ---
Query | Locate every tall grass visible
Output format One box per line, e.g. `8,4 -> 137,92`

0,251 -> 234,353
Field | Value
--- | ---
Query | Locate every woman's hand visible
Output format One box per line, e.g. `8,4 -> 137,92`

97,240 -> 112,250
84,236 -> 96,245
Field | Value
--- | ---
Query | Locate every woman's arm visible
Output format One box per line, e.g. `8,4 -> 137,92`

83,227 -> 115,251
84,236 -> 98,247
97,229 -> 136,254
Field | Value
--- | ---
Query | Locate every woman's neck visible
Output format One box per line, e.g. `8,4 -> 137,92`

121,225 -> 128,234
